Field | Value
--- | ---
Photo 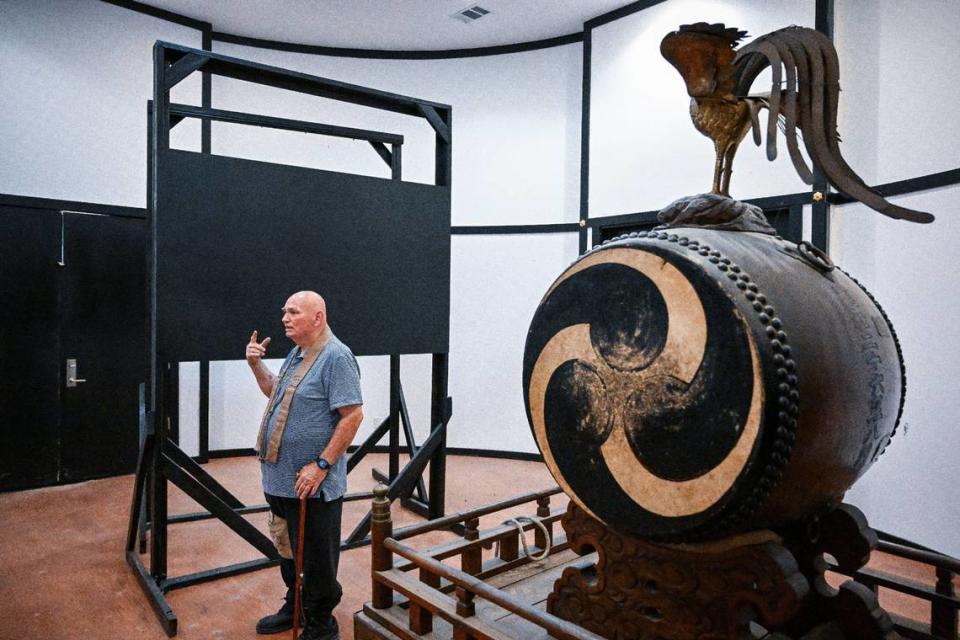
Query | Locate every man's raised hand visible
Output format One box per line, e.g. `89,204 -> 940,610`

246,330 -> 271,366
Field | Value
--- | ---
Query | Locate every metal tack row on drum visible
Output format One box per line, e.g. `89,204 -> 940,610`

522,200 -> 904,542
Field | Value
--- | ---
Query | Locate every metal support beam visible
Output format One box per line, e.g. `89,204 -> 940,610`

429,353 -> 451,520
201,28 -> 211,155
126,430 -> 154,552
164,53 -> 210,91
197,361 -> 209,462
417,104 -> 450,142
579,26 -> 592,254
162,558 -> 279,592
812,0 -> 835,253
391,143 -> 402,180
161,455 -> 279,560
164,439 -> 245,509
389,355 -> 400,481
347,416 -> 390,473
345,421 -> 448,547
127,551 -> 177,636
168,103 -> 403,145
398,379 -> 428,502
369,141 -> 393,168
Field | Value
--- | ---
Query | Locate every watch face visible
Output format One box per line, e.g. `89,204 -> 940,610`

317,458 -> 330,470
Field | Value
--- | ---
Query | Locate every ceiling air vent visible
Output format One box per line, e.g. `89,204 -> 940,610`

453,5 -> 491,24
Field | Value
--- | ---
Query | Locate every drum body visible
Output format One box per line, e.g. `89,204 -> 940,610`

522,228 -> 904,541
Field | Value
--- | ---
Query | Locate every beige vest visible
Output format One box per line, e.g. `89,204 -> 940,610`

255,330 -> 332,463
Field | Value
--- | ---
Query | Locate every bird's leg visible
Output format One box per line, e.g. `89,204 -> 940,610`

719,143 -> 739,196
711,142 -> 725,194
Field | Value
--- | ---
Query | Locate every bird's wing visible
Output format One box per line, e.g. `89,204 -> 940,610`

733,26 -> 934,223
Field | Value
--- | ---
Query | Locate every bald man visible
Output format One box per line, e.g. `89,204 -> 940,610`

247,291 -> 363,640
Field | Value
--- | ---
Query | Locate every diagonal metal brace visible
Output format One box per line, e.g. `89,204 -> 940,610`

417,104 -> 450,143
398,380 -> 427,502
368,141 -> 393,168
164,53 -> 210,91
163,438 -> 245,509
344,421 -> 447,546
347,416 -> 390,473
160,454 -> 279,560
126,432 -> 155,552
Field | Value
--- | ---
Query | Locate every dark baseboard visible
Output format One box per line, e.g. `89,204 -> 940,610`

200,445 -> 543,463
206,447 -> 258,459
345,444 -> 543,463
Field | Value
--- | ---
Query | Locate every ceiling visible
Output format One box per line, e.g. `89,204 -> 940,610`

144,0 -> 638,50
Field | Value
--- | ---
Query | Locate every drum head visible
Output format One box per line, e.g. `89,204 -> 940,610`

523,244 -> 764,539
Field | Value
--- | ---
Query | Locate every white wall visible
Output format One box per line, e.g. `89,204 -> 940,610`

450,233 -> 581,452
588,0 -> 815,217
0,0 -> 202,206
831,0 -> 960,556
209,41 -> 583,226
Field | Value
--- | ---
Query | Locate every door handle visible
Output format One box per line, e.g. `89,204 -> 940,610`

66,359 -> 86,388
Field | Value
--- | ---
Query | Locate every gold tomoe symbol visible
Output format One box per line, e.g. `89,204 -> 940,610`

528,248 -> 764,519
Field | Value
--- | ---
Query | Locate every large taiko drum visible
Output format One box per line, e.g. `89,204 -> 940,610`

522,227 -> 904,541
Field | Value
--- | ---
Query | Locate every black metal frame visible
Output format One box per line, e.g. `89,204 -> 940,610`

125,41 -> 453,636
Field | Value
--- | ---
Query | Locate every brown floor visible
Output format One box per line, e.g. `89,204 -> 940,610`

0,454 -> 559,640
0,455 -> 952,640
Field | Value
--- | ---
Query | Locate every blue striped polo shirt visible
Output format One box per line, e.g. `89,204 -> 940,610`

259,336 -> 362,500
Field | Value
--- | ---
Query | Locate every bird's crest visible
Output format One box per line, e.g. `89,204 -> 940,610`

676,22 -> 748,47
660,22 -> 934,223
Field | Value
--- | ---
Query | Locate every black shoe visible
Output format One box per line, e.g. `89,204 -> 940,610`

256,600 -> 297,634
298,617 -> 339,640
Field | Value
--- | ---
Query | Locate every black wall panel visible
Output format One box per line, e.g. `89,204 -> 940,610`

157,150 -> 450,361
0,207 -> 61,490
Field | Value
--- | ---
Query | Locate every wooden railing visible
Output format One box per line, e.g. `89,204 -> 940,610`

365,484 -> 604,640
828,535 -> 959,640
362,484 -> 959,640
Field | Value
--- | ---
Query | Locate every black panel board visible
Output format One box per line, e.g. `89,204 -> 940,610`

157,150 -> 450,360
0,206 -> 61,490
60,213 -> 146,481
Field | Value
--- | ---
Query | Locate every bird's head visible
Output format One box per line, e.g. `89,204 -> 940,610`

661,23 -> 747,99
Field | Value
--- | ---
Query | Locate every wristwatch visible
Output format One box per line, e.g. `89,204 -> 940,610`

315,456 -> 331,471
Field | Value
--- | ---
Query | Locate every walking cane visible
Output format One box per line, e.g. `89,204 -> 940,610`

292,496 -> 307,640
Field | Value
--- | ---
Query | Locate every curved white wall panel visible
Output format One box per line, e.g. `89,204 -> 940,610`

212,42 -> 583,227
588,0 -> 814,218
449,233 -> 580,452
0,0 -> 202,206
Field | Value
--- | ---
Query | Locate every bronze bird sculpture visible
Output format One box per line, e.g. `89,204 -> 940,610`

660,22 -> 934,223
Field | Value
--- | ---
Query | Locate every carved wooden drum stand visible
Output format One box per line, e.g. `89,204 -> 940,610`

522,199 -> 905,638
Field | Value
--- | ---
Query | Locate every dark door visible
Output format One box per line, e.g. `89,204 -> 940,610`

0,206 -> 62,490
59,212 -> 146,481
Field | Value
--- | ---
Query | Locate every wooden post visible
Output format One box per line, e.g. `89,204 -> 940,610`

409,568 -> 436,634
461,517 -> 481,575
453,586 -> 476,640
535,495 -> 552,551
498,530 -> 519,562
371,484 -> 393,609
931,567 -> 957,640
